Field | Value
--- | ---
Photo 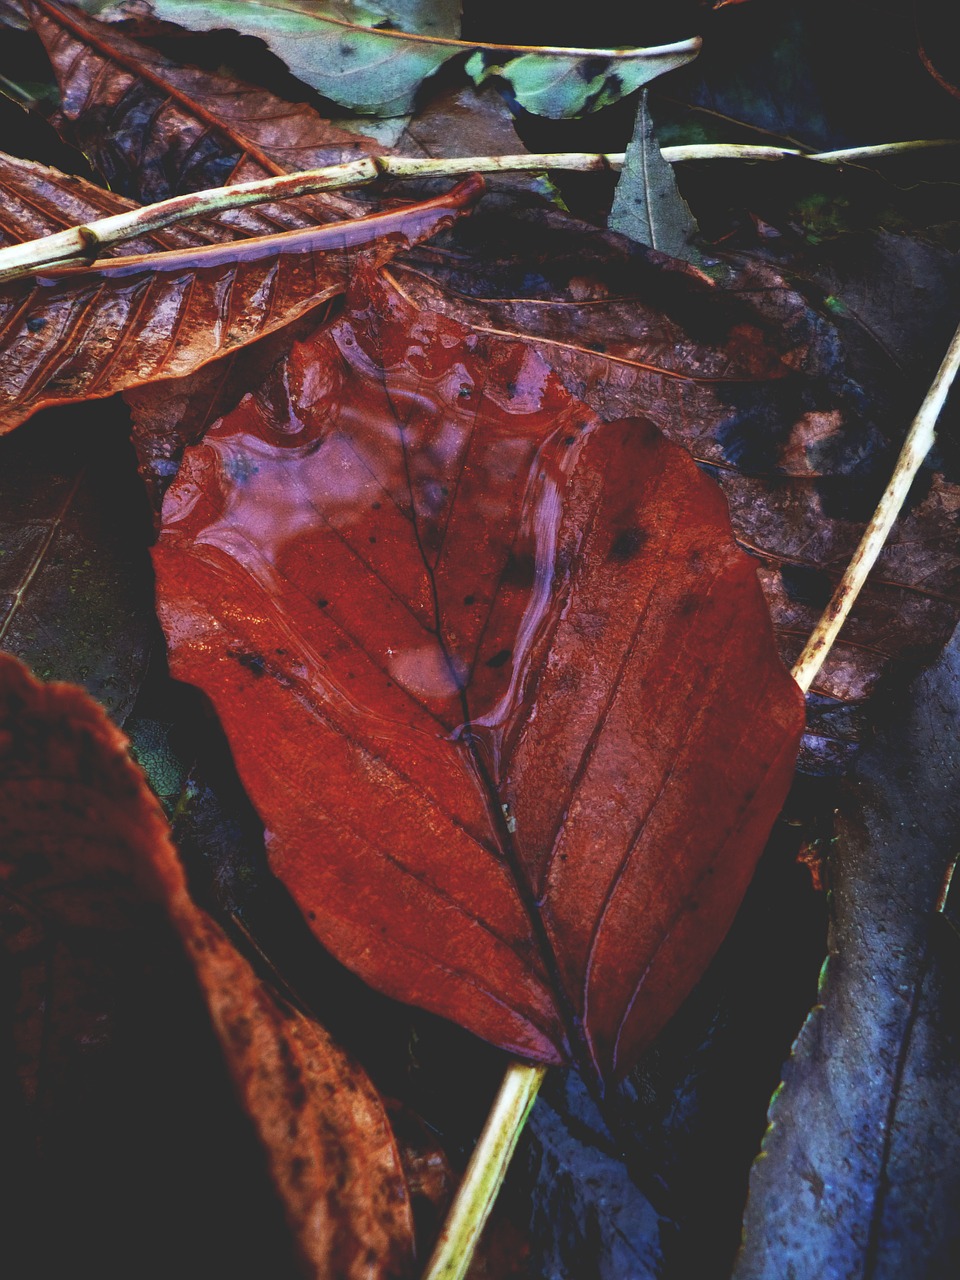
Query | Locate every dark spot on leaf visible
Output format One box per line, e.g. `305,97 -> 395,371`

276,1035 -> 308,1111
339,42 -> 356,56
372,501 -> 381,510
486,648 -> 512,669
679,593 -> 700,618
579,56 -> 610,81
27,316 -> 47,333
608,527 -> 648,563
369,535 -> 377,544
317,598 -> 329,609
564,435 -> 576,446
463,594 -> 476,606
781,563 -> 834,609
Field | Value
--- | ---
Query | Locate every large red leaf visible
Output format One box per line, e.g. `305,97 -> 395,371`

0,175 -> 481,433
153,265 -> 804,1081
0,652 -> 414,1277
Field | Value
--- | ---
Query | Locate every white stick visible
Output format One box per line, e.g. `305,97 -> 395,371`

1,140 -> 956,283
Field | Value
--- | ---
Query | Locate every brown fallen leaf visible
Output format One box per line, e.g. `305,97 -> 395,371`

0,173 -> 482,433
153,263 -> 804,1083
28,0 -> 375,227
0,650 -> 415,1278
0,147 -> 328,510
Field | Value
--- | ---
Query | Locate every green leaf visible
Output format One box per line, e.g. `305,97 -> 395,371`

140,0 -> 453,115
466,41 -> 700,120
134,0 -> 699,117
610,89 -> 700,262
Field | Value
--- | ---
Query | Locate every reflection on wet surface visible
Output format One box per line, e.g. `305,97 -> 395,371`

161,271 -> 597,758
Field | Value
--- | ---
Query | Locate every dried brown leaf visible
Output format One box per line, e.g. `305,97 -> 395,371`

0,651 -> 415,1278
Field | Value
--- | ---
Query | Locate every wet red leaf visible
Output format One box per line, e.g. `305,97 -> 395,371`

0,652 -> 415,1278
153,265 -> 804,1082
0,175 -> 481,433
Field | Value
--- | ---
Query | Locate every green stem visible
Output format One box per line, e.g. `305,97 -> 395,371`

421,1061 -> 547,1280
1,139 -> 956,283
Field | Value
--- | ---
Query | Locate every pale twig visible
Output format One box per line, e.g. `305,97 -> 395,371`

421,1062 -> 546,1280
1,140 -> 957,283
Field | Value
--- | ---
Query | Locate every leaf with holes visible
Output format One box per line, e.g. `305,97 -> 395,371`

0,652 -> 415,1277
153,264 -> 804,1083
0,173 -> 481,433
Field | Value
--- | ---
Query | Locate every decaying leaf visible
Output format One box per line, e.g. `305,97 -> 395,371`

29,0 -> 373,229
133,0 -> 699,118
735,625 -> 960,1280
610,88 -> 700,263
521,1070 -> 665,1280
153,263 -> 804,1081
0,406 -> 153,718
0,174 -> 481,433
0,651 -> 415,1278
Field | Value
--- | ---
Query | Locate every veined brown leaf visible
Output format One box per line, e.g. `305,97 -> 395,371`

0,173 -> 481,433
153,264 -> 804,1082
28,0 -> 374,230
0,148 -> 217,252
0,651 -> 415,1278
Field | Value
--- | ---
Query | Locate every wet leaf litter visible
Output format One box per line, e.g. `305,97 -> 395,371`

0,2 -> 957,1280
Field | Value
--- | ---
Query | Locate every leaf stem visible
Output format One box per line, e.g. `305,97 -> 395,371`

791,316 -> 960,693
1,140 -> 956,282
421,1061 -> 547,1280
